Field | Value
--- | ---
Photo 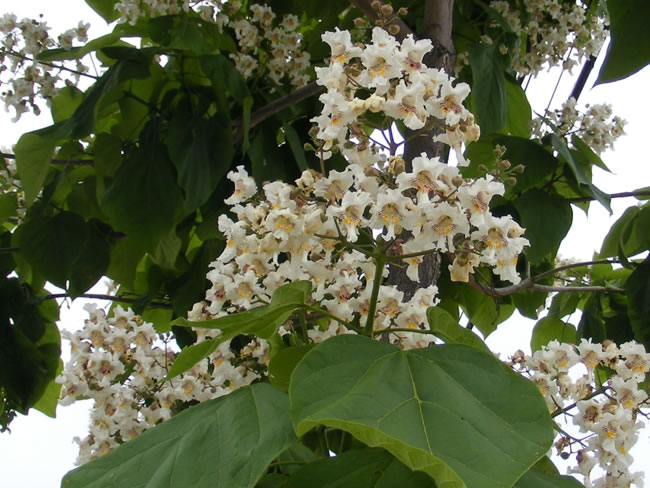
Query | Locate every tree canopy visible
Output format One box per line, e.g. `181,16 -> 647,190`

1,0 -> 650,487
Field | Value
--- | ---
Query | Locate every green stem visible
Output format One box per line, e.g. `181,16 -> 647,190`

364,254 -> 386,337
302,304 -> 360,333
374,327 -> 437,336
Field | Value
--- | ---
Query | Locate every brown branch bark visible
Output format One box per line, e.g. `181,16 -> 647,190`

385,0 -> 456,298
42,293 -> 172,309
232,82 -> 325,145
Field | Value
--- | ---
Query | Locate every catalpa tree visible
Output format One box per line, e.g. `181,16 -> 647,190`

1,0 -> 649,487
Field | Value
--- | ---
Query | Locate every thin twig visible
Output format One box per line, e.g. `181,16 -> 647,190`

41,293 -> 173,309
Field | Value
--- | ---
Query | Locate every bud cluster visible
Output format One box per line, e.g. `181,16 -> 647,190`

511,339 -> 650,487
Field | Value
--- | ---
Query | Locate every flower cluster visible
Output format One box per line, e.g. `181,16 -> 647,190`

512,339 -> 650,487
57,304 -> 265,464
531,97 -> 627,154
312,27 -> 479,165
114,1 -> 311,87
482,0 -> 608,76
0,13 -> 89,120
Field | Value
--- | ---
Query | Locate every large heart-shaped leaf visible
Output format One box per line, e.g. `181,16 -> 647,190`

62,383 -> 297,488
290,335 -> 553,488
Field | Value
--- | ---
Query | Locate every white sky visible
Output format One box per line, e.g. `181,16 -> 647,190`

0,2 -> 649,487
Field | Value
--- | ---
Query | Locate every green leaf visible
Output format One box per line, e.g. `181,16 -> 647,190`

0,194 -> 18,224
14,212 -> 109,294
571,135 -> 610,172
548,134 -> 611,213
101,144 -> 184,253
514,466 -> 584,487
32,360 -> 63,418
14,133 -> 57,207
282,448 -> 436,488
0,278 -> 61,413
530,316 -> 577,352
426,307 -> 489,352
36,33 -> 124,62
291,335 -> 554,488
597,0 -> 650,84
85,0 -> 120,22
501,78 -> 531,138
168,113 -> 234,213
283,122 -> 309,171
168,281 -> 312,377
512,288 -> 549,320
514,189 -> 573,263
51,86 -> 84,123
268,344 -> 315,392
625,257 -> 650,348
62,383 -> 297,488
469,43 -> 507,135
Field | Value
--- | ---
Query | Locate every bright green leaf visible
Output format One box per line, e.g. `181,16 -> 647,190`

268,344 -> 315,392
531,316 -> 577,351
168,281 -> 312,377
291,335 -> 554,488
514,189 -> 573,262
501,78 -> 531,138
469,43 -> 507,135
597,0 -> 650,84
62,383 -> 297,488
14,133 -> 57,207
514,465 -> 584,487
0,194 -> 18,224
85,0 -> 120,22
426,307 -> 489,352
625,257 -> 650,348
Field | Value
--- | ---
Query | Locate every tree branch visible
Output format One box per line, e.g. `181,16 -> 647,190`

41,293 -> 173,309
1,152 -> 93,166
467,260 -> 626,298
566,190 -> 650,203
232,82 -> 325,145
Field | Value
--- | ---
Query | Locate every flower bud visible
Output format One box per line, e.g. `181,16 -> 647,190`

504,177 -> 517,185
371,0 -> 381,10
353,17 -> 366,28
452,176 -> 465,187
513,164 -> 525,174
380,4 -> 394,15
303,143 -> 315,152
388,156 -> 405,175
498,159 -> 511,170
397,7 -> 408,16
388,24 -> 400,35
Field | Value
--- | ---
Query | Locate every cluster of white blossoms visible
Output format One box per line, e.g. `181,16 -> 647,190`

313,27 -> 479,165
456,0 -> 608,76
114,0 -> 311,87
0,13 -> 89,120
512,339 -> 650,487
531,97 -> 627,155
57,304 -> 265,464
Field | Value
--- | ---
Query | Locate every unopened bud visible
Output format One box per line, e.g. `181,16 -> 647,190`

513,164 -> 525,174
493,144 -> 506,158
504,177 -> 517,185
452,176 -> 465,187
388,155 -> 405,175
303,143 -> 314,151
353,17 -> 366,28
371,0 -> 381,10
498,159 -> 511,170
343,141 -> 355,149
397,7 -> 408,16
388,24 -> 400,35
380,4 -> 393,15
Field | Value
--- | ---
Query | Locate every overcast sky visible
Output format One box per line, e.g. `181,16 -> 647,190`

0,2 -> 649,487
